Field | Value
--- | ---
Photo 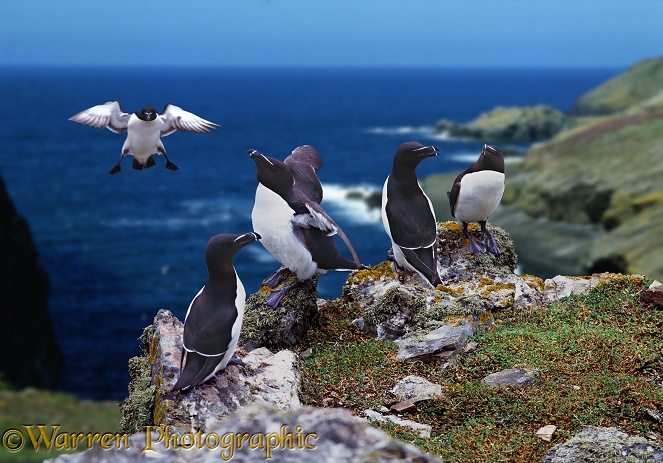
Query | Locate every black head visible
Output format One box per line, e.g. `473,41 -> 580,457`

476,144 -> 505,172
392,141 -> 440,170
248,149 -> 295,199
205,232 -> 260,275
136,106 -> 158,121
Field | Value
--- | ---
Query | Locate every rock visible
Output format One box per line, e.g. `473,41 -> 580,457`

542,274 -> 628,301
542,426 -> 663,463
0,174 -> 63,388
390,400 -> 417,413
396,321 -> 473,361
536,424 -> 557,442
641,280 -> 663,309
483,368 -> 540,389
240,270 -> 319,350
644,407 -> 663,425
344,222 -> 517,334
434,105 -> 567,142
363,409 -> 433,439
391,375 -> 444,403
463,341 -> 479,353
120,310 -> 301,434
47,404 -> 444,463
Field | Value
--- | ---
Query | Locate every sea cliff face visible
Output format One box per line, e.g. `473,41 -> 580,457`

424,56 -> 663,281
0,174 -> 63,387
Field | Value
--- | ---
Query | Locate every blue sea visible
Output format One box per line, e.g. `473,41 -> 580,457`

0,66 -> 619,399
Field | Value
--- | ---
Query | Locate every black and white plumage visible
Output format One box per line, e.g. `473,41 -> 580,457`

172,232 -> 260,392
382,141 -> 442,288
249,146 -> 361,308
69,101 -> 219,174
448,144 -> 505,255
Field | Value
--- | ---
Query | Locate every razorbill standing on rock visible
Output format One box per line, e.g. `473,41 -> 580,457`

249,146 -> 362,308
69,101 -> 219,174
172,232 -> 260,392
382,141 -> 442,288
448,144 -> 505,255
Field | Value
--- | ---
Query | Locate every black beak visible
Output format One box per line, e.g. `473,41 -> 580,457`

415,145 -> 440,157
482,144 -> 500,156
234,232 -> 261,247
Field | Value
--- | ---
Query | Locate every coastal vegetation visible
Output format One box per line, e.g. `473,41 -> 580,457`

300,275 -> 662,462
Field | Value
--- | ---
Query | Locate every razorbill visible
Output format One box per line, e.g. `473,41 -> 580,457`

382,141 -> 442,288
448,144 -> 505,255
172,231 -> 260,392
69,101 -> 218,174
248,146 -> 361,307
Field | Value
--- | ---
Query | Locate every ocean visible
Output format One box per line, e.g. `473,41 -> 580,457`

0,66 -> 619,399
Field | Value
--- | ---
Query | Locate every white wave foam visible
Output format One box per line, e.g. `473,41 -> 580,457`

321,183 -> 383,225
366,125 -> 433,136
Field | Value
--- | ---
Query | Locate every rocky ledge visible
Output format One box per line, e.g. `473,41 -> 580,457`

97,222 -> 663,463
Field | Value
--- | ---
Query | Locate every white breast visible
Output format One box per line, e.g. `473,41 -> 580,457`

213,272 -> 245,373
454,170 -> 505,223
122,116 -> 164,160
251,184 -> 317,279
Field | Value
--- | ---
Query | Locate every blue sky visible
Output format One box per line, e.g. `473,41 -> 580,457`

1,0 -> 661,67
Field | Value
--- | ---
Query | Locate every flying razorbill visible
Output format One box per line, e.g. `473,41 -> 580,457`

172,232 -> 260,392
69,101 -> 219,174
382,141 -> 442,288
249,146 -> 362,308
447,144 -> 505,255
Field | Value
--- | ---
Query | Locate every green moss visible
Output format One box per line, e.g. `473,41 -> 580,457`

240,270 -> 319,350
364,286 -> 414,326
119,325 -> 155,434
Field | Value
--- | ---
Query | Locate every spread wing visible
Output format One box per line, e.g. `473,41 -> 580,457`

68,101 -> 129,133
160,104 -> 219,136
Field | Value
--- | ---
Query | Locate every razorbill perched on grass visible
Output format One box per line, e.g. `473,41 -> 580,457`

172,232 -> 260,392
448,144 -> 505,255
382,141 -> 442,288
69,101 -> 218,174
249,146 -> 361,308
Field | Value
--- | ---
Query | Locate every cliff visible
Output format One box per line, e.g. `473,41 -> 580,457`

570,56 -> 663,115
0,174 -> 63,387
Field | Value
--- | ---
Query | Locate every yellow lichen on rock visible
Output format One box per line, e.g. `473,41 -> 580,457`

347,261 -> 396,286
